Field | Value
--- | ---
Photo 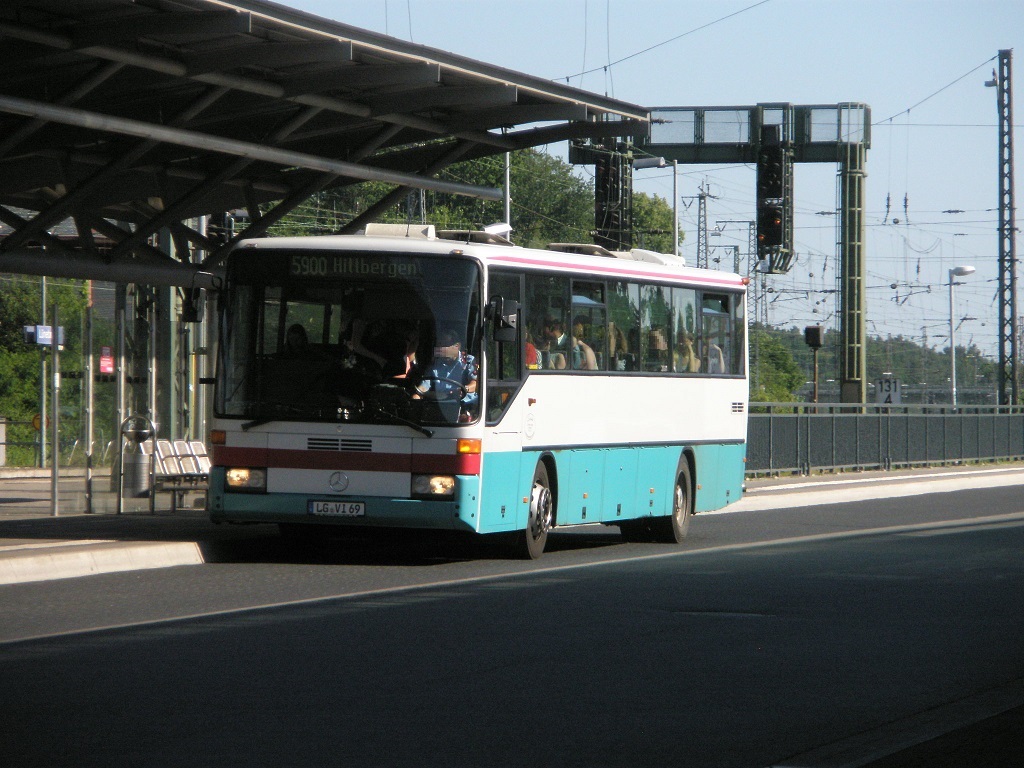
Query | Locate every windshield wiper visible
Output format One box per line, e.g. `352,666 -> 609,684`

241,401 -> 302,431
241,415 -> 278,431
372,407 -> 433,437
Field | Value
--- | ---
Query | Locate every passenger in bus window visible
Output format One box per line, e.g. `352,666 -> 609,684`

608,321 -> 629,370
282,323 -> 310,358
543,317 -> 568,349
571,316 -> 598,370
525,329 -> 540,369
388,322 -> 420,380
354,319 -> 419,379
647,328 -> 669,371
627,328 -> 641,369
674,333 -> 701,373
347,318 -> 389,373
707,342 -> 726,374
539,316 -> 568,369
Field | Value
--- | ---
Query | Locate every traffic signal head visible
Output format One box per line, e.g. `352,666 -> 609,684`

757,145 -> 785,199
757,203 -> 784,248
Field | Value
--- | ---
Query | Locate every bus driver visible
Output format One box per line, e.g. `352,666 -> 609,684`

414,330 -> 478,405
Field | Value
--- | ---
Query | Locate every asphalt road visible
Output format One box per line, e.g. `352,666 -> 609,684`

2,477 -> 1024,767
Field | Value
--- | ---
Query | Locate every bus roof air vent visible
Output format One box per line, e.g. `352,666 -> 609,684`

620,248 -> 686,267
363,223 -> 437,239
437,230 -> 514,246
545,243 -> 615,257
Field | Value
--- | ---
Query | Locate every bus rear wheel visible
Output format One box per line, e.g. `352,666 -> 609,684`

650,457 -> 692,544
513,461 -> 553,559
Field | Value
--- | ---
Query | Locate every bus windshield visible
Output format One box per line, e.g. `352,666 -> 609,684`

216,248 -> 483,429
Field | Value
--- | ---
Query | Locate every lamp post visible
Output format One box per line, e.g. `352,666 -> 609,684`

949,265 -> 976,407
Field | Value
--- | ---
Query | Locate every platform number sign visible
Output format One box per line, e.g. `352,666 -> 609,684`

875,377 -> 901,405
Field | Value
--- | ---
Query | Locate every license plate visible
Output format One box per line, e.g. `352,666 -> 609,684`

308,500 -> 365,517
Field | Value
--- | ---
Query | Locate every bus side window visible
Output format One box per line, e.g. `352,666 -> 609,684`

640,284 -> 671,372
731,293 -> 746,375
486,272 -> 522,423
607,281 -> 639,371
571,280 -> 606,370
571,309 -> 605,370
701,293 -> 732,375
671,287 -> 699,373
524,272 -> 570,370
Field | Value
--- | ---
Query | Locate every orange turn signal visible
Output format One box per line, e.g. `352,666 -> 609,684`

457,438 -> 482,454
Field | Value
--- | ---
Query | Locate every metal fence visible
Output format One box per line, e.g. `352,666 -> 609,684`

747,403 -> 1024,475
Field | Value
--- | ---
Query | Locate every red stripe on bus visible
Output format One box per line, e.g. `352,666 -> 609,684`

213,446 -> 480,475
488,253 -> 745,286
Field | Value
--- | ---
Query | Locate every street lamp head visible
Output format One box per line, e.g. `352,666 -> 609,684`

950,265 -> 976,278
632,157 -> 666,170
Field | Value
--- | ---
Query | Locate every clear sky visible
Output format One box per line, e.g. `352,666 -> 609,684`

285,0 -> 1021,364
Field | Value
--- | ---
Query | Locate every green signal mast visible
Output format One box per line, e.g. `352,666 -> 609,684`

574,103 -> 870,403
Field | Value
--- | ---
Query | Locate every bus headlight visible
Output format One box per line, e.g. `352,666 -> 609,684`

412,474 -> 456,497
225,467 -> 267,492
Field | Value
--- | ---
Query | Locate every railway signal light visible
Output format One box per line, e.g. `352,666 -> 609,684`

757,203 -> 784,249
755,125 -> 790,261
757,145 -> 785,200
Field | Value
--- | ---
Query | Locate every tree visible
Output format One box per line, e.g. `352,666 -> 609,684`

269,149 -> 594,245
0,275 -> 89,465
268,148 -> 680,252
632,191 -> 679,254
749,326 -> 805,402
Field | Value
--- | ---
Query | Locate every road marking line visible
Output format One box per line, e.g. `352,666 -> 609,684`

5,510 -> 1024,646
767,677 -> 1024,768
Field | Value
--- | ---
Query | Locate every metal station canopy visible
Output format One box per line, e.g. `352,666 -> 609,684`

0,0 -> 649,287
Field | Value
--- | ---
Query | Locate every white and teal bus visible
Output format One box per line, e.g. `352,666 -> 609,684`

209,226 -> 748,558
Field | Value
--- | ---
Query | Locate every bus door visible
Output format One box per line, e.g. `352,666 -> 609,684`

485,271 -> 523,425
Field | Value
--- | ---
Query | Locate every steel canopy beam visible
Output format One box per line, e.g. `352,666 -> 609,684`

0,248 -> 223,289
0,94 -> 503,202
0,18 -> 518,152
183,40 -> 353,76
69,11 -> 253,48
279,62 -> 440,96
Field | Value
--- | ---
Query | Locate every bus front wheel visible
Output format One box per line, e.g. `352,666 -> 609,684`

651,457 -> 692,544
513,461 -> 553,559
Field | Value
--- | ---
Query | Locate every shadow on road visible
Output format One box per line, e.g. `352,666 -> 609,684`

204,524 -> 627,568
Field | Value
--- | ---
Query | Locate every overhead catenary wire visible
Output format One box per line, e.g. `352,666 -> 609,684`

876,55 -> 998,124
562,0 -> 773,82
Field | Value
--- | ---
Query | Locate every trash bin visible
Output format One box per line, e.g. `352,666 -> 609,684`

118,415 -> 155,505
121,450 -> 151,497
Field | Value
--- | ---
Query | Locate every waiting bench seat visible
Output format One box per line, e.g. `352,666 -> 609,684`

146,438 -> 210,513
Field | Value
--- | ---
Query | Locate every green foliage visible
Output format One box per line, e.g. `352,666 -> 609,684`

756,324 -> 999,403
748,327 -> 805,402
268,147 -> 680,252
0,275 -> 90,465
632,191 -> 679,254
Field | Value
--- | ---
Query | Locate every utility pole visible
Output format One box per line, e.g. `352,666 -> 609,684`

695,181 -> 716,269
50,303 -> 60,517
503,151 -> 511,235
38,276 -> 46,468
839,138 -> 868,404
986,50 -> 1017,405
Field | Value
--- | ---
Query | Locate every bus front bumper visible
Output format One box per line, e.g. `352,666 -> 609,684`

208,468 -> 480,532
